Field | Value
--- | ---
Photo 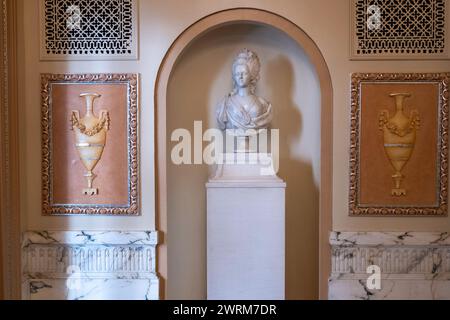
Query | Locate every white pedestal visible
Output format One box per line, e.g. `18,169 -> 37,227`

206,154 -> 286,300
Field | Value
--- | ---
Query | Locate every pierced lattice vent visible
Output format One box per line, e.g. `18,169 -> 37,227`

40,0 -> 138,60
351,0 -> 449,59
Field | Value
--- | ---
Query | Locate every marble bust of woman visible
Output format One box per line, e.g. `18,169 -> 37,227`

216,49 -> 273,131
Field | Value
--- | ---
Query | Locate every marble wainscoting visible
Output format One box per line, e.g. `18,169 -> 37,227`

22,231 -> 160,300
329,231 -> 450,300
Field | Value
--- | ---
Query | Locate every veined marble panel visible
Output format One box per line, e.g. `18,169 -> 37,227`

330,231 -> 450,247
329,231 -> 450,300
22,231 -> 159,300
23,231 -> 158,246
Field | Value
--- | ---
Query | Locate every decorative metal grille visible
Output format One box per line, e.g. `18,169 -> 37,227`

40,0 -> 138,60
351,0 -> 448,59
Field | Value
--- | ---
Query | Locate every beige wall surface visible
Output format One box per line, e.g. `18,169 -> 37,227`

18,0 -> 156,230
17,0 -> 450,298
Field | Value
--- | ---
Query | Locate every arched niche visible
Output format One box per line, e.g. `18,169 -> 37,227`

155,8 -> 333,299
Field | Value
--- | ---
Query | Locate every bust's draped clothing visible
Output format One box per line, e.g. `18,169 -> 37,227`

217,94 -> 273,130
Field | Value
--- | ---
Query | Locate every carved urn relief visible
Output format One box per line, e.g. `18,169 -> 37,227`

70,93 -> 110,195
379,93 -> 420,196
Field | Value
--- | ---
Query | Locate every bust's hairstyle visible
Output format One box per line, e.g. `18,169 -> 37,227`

231,49 -> 261,95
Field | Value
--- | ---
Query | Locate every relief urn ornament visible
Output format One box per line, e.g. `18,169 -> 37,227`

378,93 -> 420,196
70,93 -> 110,195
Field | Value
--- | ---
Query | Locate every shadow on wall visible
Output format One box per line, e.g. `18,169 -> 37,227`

167,23 -> 320,300
268,56 -> 319,299
166,39 -> 228,300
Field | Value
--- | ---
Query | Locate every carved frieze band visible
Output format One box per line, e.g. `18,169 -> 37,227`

331,232 -> 450,276
25,245 -> 155,274
23,231 -> 157,273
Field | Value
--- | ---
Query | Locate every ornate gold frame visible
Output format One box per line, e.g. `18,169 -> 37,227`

349,72 -> 450,216
41,73 -> 140,215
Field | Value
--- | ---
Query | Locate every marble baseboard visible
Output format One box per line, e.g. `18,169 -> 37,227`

27,278 -> 159,300
329,277 -> 450,300
22,231 -> 160,300
329,231 -> 450,300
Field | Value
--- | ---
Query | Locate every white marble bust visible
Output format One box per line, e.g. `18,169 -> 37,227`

216,49 -> 273,131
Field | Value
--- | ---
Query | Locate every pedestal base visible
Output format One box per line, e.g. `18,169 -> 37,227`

206,158 -> 285,299
82,188 -> 98,195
